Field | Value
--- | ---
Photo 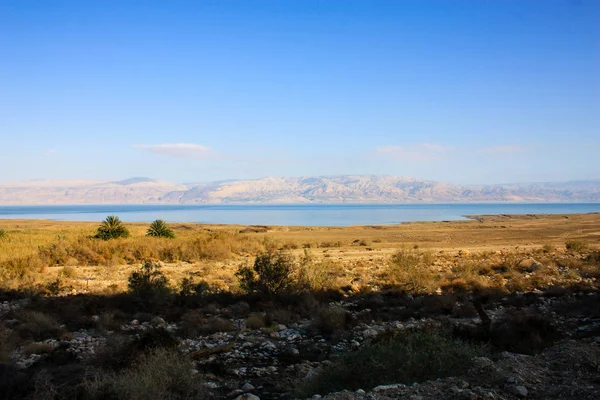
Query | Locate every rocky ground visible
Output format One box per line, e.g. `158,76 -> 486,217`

2,287 -> 599,400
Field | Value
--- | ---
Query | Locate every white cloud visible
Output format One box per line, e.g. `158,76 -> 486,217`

134,143 -> 212,159
375,143 -> 453,162
477,145 -> 523,154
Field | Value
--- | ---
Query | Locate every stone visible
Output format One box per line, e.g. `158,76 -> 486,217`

506,376 -> 516,384
227,389 -> 244,398
507,385 -> 528,398
234,394 -> 260,400
241,383 -> 255,392
449,386 -> 462,394
373,383 -> 406,392
356,389 -> 366,395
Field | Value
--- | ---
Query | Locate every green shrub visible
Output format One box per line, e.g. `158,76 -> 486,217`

85,347 -> 206,400
565,241 -> 587,252
299,331 -> 484,396
179,277 -> 217,297
236,251 -> 296,297
15,310 -> 65,341
542,244 -> 554,253
297,250 -> 334,291
94,216 -> 130,240
0,228 -> 7,240
388,248 -> 438,294
128,260 -> 172,308
146,220 -> 175,239
316,305 -> 349,333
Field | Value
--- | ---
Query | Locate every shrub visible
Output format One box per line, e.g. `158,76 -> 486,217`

246,312 -> 267,330
316,305 -> 349,333
236,251 -> 296,297
542,244 -> 554,253
179,277 -> 217,297
565,241 -> 587,252
490,312 -> 561,354
299,331 -> 484,396
15,310 -> 65,341
85,347 -> 206,400
146,220 -> 175,239
388,248 -> 438,294
128,260 -> 172,308
0,228 -> 7,240
0,323 -> 15,362
297,250 -> 334,292
94,216 -> 130,240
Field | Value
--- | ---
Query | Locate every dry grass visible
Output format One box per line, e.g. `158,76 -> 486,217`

0,214 -> 598,295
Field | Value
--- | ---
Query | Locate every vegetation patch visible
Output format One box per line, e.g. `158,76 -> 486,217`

299,331 -> 485,396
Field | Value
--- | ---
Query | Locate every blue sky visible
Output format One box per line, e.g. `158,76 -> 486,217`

1,0 -> 598,184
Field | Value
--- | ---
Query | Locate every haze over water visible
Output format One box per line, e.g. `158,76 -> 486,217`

0,204 -> 599,226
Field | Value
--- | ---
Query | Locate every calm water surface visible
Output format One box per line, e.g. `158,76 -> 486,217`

0,204 -> 599,226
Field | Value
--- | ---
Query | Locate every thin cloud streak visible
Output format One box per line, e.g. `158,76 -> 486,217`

477,145 -> 523,154
134,143 -> 212,159
374,143 -> 454,162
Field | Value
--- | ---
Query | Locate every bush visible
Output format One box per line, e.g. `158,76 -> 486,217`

565,241 -> 587,252
236,251 -> 296,297
94,216 -> 130,240
316,305 -> 349,334
299,331 -> 484,396
146,220 -> 175,239
15,310 -> 65,341
85,347 -> 206,400
128,260 -> 172,308
490,312 -> 561,354
297,250 -> 335,292
0,228 -> 7,240
388,248 -> 438,294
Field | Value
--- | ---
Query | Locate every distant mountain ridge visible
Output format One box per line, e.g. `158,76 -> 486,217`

0,175 -> 599,204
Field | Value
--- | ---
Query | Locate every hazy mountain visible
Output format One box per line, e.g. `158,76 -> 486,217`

0,176 -> 598,204
0,178 -> 187,204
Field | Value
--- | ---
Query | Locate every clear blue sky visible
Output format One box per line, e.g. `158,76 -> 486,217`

1,0 -> 598,184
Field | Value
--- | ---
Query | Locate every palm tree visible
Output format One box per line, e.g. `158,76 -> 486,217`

94,215 -> 130,240
146,219 -> 175,239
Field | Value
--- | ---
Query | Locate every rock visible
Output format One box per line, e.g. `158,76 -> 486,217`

151,316 -> 166,326
355,389 -> 366,395
506,376 -> 516,384
363,328 -> 379,338
507,385 -> 528,398
267,366 -> 277,373
471,356 -> 494,369
373,383 -> 406,392
449,386 -> 462,394
227,389 -> 244,398
234,394 -> 260,400
241,383 -> 255,392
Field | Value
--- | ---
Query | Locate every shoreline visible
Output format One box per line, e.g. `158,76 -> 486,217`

0,211 -> 599,227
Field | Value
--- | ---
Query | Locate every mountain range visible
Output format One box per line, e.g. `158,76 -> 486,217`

0,176 -> 598,204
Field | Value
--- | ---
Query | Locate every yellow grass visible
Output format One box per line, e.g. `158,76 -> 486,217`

0,213 -> 598,294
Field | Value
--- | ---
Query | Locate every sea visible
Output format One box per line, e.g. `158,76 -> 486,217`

0,203 -> 599,226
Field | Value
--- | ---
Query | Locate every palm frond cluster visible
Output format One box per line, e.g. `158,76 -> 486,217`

146,219 -> 175,239
94,216 -> 175,240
